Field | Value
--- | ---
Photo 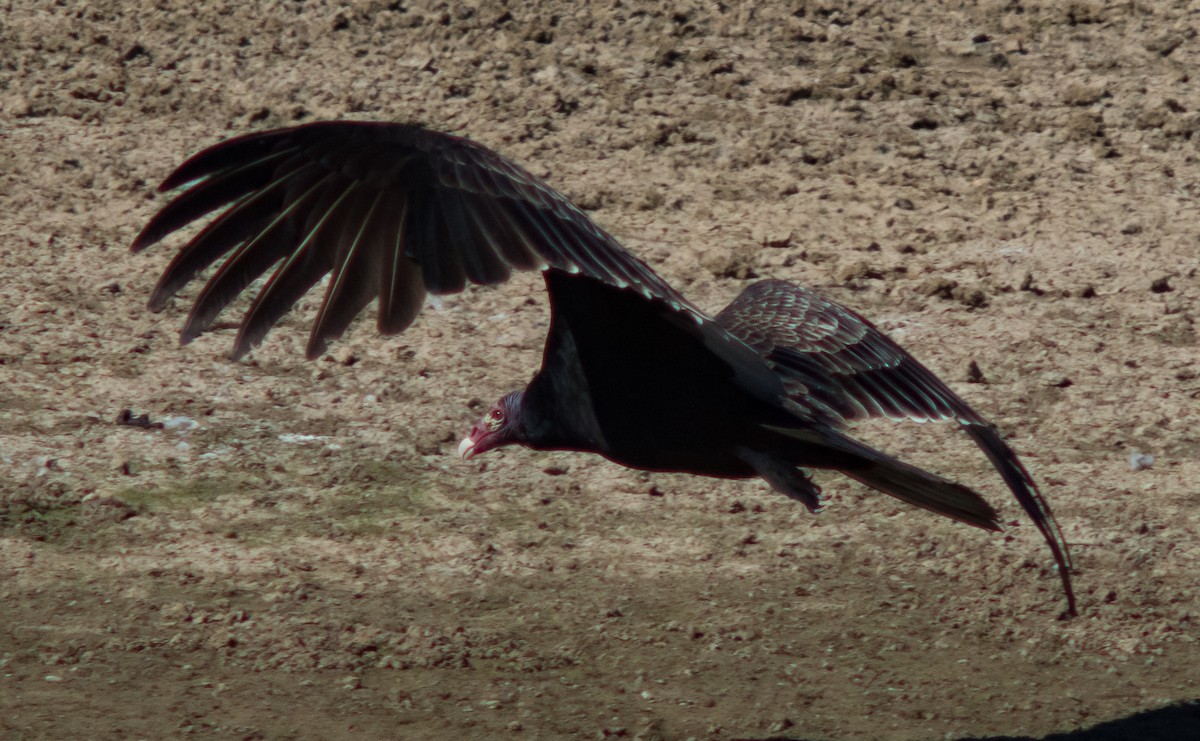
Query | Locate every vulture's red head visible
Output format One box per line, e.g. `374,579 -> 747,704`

458,391 -> 525,460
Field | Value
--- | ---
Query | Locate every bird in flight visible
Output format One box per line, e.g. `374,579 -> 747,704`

132,121 -> 1075,616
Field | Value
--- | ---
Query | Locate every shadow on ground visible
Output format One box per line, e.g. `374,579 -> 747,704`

740,699 -> 1200,741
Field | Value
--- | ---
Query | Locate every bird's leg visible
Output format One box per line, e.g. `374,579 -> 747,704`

735,447 -> 824,513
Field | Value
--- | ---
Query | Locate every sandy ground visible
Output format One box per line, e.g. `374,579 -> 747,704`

3,1 -> 1200,739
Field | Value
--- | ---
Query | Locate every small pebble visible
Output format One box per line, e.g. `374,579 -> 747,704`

162,415 -> 199,432
1128,452 -> 1154,471
966,360 -> 985,384
1041,373 -> 1073,388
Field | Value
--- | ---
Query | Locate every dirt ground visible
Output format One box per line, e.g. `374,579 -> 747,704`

3,1 -> 1200,739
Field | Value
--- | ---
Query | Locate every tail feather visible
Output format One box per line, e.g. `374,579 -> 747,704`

840,455 -> 1001,532
764,424 -> 1001,531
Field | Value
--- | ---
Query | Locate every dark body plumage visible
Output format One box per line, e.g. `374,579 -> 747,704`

132,121 -> 1075,616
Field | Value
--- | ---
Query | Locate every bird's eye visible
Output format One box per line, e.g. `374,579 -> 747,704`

486,408 -> 504,431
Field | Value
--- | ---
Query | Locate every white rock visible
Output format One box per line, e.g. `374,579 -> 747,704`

1128,451 -> 1155,471
162,416 -> 199,432
278,433 -> 328,444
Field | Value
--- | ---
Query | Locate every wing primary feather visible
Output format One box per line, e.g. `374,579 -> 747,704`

306,190 -> 386,358
178,172 -> 339,343
965,423 -> 1075,615
140,121 -> 712,364
148,160 -> 324,310
377,195 -> 428,335
133,147 -> 300,251
158,133 -> 303,192
230,181 -> 361,358
149,189 -> 260,311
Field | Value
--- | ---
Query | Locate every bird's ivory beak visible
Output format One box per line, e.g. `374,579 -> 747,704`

457,436 -> 477,460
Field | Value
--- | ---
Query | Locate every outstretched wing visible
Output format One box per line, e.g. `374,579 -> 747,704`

716,280 -> 977,425
716,279 -> 1075,615
132,121 -> 699,359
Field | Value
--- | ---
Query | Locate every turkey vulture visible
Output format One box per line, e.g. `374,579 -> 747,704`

131,121 -> 1075,616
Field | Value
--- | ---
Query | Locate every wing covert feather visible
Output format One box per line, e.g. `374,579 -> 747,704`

716,279 -> 975,425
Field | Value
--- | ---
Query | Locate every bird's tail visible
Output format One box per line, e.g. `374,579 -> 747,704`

763,424 -> 1001,531
838,454 -> 1001,531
